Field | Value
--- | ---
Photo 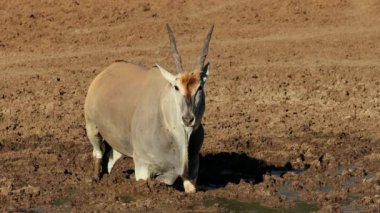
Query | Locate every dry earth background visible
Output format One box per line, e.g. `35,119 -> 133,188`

1,0 -> 380,212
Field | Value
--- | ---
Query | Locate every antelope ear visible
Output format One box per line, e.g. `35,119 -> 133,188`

201,62 -> 210,82
156,64 -> 176,84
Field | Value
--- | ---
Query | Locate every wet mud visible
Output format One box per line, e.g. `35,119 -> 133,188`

1,0 -> 380,212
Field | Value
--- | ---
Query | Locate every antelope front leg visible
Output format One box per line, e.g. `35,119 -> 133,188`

134,158 -> 151,181
183,165 -> 198,193
183,153 -> 200,193
183,179 -> 196,193
184,126 -> 203,193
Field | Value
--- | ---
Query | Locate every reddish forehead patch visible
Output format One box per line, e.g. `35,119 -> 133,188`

176,70 -> 201,96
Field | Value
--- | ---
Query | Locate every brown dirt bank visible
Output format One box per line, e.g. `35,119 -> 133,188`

1,0 -> 380,212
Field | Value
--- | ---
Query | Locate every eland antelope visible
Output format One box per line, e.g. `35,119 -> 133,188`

84,24 -> 214,193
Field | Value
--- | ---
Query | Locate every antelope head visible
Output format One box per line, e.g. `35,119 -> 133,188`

157,24 -> 214,131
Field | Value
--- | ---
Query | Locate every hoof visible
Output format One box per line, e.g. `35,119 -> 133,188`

184,180 -> 196,193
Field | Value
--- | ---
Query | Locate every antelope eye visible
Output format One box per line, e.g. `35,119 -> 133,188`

174,85 -> 179,91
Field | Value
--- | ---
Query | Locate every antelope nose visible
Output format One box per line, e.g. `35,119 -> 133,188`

182,116 -> 195,126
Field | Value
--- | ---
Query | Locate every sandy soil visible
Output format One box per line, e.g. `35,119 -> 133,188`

1,0 -> 380,212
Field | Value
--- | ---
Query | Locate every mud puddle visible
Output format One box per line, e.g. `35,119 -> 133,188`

204,197 -> 319,213
115,195 -> 133,203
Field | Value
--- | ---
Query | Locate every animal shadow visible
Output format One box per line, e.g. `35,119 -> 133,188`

100,142 -> 300,192
197,152 -> 296,191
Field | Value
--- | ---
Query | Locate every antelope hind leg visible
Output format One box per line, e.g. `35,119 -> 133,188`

85,120 -> 103,181
107,148 -> 123,173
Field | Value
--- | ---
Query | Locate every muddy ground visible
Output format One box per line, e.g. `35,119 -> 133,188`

1,0 -> 380,212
